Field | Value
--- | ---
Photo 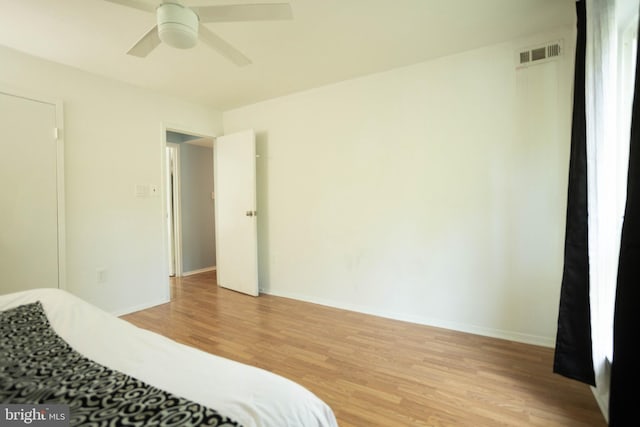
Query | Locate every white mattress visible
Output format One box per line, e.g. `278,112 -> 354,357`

0,288 -> 338,427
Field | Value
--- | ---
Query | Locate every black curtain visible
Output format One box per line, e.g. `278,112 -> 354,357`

553,0 -> 596,386
609,11 -> 640,425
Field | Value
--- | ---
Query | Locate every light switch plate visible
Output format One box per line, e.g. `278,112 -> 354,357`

135,184 -> 148,198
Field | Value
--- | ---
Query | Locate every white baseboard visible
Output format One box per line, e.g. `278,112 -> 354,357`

181,266 -> 216,277
260,288 -> 555,348
111,297 -> 170,317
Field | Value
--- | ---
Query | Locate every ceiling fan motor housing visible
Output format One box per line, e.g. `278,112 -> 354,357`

157,3 -> 199,49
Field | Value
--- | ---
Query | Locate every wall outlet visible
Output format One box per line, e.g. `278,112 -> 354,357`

96,268 -> 106,284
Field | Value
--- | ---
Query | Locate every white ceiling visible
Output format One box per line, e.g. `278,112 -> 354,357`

0,0 -> 575,111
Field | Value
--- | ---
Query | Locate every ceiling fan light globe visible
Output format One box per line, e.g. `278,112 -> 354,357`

157,3 -> 199,49
158,23 -> 198,49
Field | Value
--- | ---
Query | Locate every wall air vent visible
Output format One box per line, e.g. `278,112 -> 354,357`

516,40 -> 563,68
547,42 -> 561,58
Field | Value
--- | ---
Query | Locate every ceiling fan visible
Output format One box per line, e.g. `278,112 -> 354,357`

104,0 -> 293,66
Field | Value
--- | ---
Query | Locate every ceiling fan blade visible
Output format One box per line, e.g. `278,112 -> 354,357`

198,25 -> 252,66
127,25 -> 161,57
193,3 -> 293,23
103,0 -> 156,13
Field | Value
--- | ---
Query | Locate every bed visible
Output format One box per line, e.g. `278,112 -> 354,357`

0,288 -> 338,427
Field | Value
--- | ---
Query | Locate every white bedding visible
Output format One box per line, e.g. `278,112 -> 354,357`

0,288 -> 338,427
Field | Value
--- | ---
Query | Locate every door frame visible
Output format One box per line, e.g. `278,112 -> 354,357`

1,85 -> 66,290
160,124 -> 215,294
166,143 -> 181,277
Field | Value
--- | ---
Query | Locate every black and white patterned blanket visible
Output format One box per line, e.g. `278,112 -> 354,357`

0,302 -> 241,427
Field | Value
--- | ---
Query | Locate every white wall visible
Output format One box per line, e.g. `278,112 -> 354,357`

224,29 -> 575,346
0,45 -> 222,314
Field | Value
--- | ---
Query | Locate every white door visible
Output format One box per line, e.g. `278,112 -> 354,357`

214,129 -> 258,296
0,91 -> 61,293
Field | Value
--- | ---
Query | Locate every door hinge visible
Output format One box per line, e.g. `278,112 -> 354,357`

53,128 -> 60,140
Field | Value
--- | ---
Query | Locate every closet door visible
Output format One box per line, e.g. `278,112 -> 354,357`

0,91 -> 61,294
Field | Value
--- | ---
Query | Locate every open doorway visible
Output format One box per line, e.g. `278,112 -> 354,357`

164,129 -> 216,281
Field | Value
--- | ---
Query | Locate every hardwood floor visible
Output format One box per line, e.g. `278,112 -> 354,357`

121,271 -> 606,427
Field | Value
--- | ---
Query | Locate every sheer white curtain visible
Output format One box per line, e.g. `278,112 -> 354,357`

585,0 -> 638,417
585,0 -> 619,414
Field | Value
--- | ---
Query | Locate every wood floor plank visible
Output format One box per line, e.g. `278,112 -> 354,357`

121,271 -> 606,426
